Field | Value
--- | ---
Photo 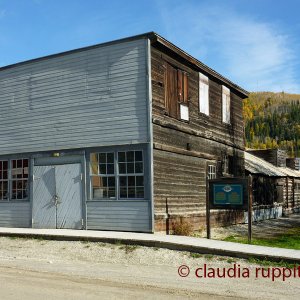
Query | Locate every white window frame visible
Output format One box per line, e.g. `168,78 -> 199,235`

199,73 -> 209,115
207,164 -> 216,179
89,149 -> 145,201
90,152 -> 116,200
222,85 -> 230,124
0,158 -> 29,201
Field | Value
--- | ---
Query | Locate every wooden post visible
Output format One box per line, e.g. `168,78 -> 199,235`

206,177 -> 211,239
292,178 -> 295,208
166,197 -> 169,235
248,175 -> 253,244
286,177 -> 289,209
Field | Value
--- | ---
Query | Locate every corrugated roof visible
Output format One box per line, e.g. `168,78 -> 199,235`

245,152 -> 287,177
279,167 -> 300,178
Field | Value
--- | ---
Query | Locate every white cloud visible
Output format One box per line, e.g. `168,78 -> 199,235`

157,2 -> 300,93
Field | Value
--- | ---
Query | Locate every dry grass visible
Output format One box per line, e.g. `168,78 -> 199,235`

172,217 -> 194,236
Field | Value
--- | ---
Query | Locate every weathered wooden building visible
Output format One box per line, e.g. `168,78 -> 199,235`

0,32 -> 248,232
245,151 -> 300,219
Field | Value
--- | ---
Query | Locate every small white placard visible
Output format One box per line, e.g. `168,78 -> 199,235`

180,104 -> 189,121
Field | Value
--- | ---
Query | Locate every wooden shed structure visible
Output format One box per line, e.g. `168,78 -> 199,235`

245,152 -> 300,218
0,32 -> 248,232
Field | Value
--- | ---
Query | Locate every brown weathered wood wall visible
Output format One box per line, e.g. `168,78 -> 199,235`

151,45 -> 246,231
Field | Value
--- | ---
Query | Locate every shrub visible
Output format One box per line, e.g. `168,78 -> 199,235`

172,217 -> 194,236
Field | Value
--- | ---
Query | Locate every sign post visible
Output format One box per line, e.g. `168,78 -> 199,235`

248,175 -> 253,244
206,176 -> 211,239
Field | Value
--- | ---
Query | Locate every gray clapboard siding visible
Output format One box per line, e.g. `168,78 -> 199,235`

0,38 -> 149,155
0,202 -> 31,228
86,201 -> 151,232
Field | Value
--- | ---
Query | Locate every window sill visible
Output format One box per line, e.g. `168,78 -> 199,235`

87,199 -> 148,202
198,112 -> 210,119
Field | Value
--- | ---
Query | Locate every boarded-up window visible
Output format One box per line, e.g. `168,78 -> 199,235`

199,73 -> 209,115
165,63 -> 189,120
222,155 -> 234,175
180,104 -> 189,121
222,86 -> 230,124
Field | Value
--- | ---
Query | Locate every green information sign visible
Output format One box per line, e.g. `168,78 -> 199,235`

209,178 -> 248,209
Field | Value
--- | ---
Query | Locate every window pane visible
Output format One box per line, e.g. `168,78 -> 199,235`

99,164 -> 106,175
118,152 -> 126,162
107,163 -> 114,174
128,176 -> 135,187
106,153 -> 114,163
136,176 -> 144,186
90,163 -> 98,175
119,163 -> 126,174
128,187 -> 135,198
22,180 -> 28,198
120,176 -> 127,187
136,187 -> 144,198
92,176 -> 115,199
17,159 -> 22,168
127,163 -> 134,173
99,153 -> 106,163
108,177 -> 115,187
107,187 -> 115,198
127,151 -> 134,162
135,151 -> 143,162
135,162 -> 143,173
102,177 -> 107,187
120,187 -> 127,198
0,181 -> 8,200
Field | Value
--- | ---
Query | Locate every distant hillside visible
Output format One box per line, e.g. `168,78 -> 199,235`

243,92 -> 300,157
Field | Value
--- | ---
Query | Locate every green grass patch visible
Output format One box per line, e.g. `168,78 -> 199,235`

247,257 -> 299,268
223,227 -> 300,250
119,244 -> 138,254
189,253 -> 203,259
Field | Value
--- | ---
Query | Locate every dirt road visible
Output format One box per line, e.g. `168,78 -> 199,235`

0,266 -> 236,300
0,237 -> 299,299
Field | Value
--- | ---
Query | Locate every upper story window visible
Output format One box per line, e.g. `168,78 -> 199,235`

165,62 -> 189,121
222,86 -> 231,124
0,159 -> 29,201
199,73 -> 209,115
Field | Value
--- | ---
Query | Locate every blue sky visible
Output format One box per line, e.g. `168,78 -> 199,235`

0,0 -> 299,93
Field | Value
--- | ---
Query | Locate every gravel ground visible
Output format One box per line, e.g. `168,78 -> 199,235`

0,236 -> 299,299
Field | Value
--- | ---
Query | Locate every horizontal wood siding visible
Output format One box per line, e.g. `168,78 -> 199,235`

0,39 -> 149,155
86,201 -> 151,232
151,45 -> 245,225
0,202 -> 31,227
154,149 -> 206,215
151,47 -> 245,149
